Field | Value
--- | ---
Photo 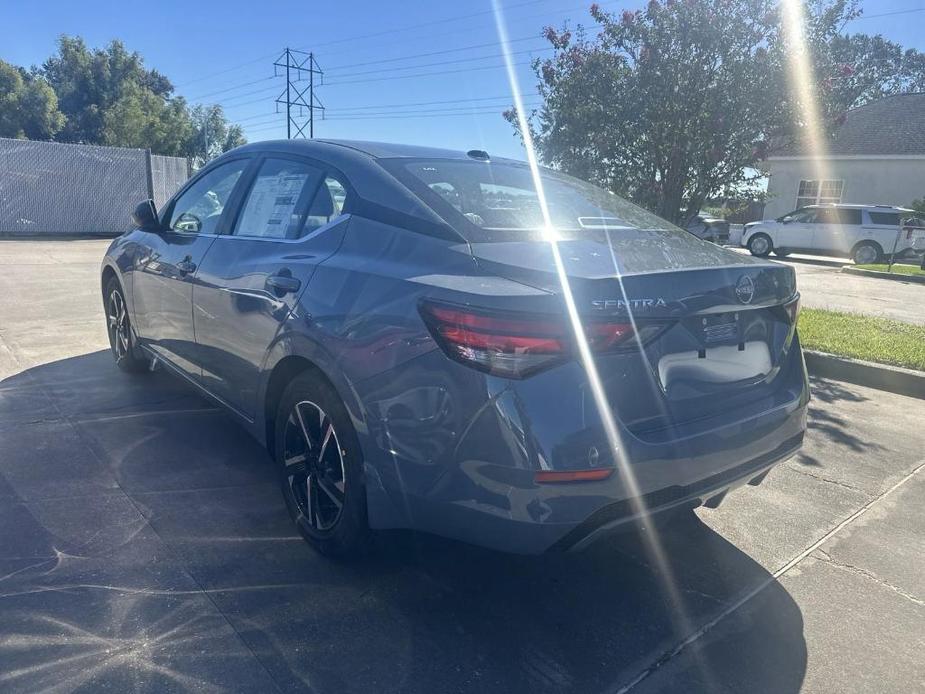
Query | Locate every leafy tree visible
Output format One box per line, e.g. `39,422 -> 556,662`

102,82 -> 193,155
187,104 -> 247,167
41,36 -> 174,145
823,33 -> 925,113
0,60 -> 64,140
508,0 -> 865,224
29,35 -> 246,157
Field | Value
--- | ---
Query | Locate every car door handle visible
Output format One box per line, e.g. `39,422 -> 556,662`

176,258 -> 197,275
266,273 -> 301,295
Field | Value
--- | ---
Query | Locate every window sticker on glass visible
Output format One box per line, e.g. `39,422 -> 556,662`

236,170 -> 312,238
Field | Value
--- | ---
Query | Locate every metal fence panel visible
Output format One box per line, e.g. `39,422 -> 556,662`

150,153 -> 190,211
0,138 -> 188,235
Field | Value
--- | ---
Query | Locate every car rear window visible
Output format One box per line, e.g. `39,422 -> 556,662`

386,158 -> 684,241
868,211 -> 900,226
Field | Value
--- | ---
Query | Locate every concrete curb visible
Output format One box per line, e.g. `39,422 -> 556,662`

804,350 -> 925,400
841,266 -> 925,284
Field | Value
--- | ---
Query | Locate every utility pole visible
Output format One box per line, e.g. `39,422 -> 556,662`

203,112 -> 209,162
273,48 -> 325,139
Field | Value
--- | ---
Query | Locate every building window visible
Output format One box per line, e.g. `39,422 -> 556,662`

796,179 -> 843,208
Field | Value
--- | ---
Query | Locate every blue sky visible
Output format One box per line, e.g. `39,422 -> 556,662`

3,0 -> 924,159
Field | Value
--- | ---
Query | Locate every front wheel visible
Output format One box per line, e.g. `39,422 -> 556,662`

104,277 -> 148,373
852,241 -> 882,265
747,233 -> 773,257
275,371 -> 369,557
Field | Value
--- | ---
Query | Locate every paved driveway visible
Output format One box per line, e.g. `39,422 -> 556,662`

728,248 -> 925,325
1,239 -> 924,693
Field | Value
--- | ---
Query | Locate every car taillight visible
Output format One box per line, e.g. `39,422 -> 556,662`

784,293 -> 801,324
419,302 -> 640,378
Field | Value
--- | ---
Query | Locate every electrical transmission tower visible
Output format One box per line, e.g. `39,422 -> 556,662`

273,48 -> 325,139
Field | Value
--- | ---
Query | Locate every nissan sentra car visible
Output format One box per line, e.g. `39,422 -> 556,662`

102,140 -> 809,556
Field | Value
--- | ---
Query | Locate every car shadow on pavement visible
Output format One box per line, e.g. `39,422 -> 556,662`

0,351 -> 808,694
795,377 -> 881,468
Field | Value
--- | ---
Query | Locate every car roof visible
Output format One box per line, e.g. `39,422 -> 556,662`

233,138 -> 524,164
804,203 -> 912,212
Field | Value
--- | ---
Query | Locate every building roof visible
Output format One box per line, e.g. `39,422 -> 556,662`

775,92 -> 925,157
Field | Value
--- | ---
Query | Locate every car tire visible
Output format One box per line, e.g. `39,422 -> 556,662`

773,248 -> 791,258
852,241 -> 882,265
104,277 -> 149,373
747,233 -> 773,257
274,370 -> 369,557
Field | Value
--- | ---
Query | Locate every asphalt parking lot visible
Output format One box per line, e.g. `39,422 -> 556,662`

1,239 -> 924,693
727,248 -> 925,325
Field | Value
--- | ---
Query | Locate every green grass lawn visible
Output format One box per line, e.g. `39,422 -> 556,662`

799,308 -> 925,371
854,263 -> 925,277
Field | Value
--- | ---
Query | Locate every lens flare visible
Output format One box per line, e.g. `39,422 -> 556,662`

781,0 -> 831,183
490,2 -> 705,668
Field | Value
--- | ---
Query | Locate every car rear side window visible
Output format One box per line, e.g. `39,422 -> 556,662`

304,177 -> 350,235
816,208 -> 861,225
168,160 -> 248,234
868,211 -> 900,226
232,159 -> 323,239
835,209 -> 862,225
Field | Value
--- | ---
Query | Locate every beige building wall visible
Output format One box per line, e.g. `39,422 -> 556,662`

764,156 -> 925,219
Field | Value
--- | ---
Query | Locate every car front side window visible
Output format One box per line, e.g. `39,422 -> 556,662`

232,158 -> 323,239
168,160 -> 248,234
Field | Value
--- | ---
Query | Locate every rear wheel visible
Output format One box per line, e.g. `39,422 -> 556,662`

275,371 -> 368,557
104,277 -> 148,373
747,233 -> 772,257
852,241 -> 882,265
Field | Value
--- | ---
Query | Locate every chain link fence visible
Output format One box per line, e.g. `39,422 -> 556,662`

0,138 -> 188,235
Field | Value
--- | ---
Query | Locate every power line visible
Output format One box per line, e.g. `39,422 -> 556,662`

172,0 -> 548,90
239,101 -> 539,131
174,0 -> 618,98
323,92 -> 538,112
186,76 -> 274,102
323,34 -> 547,73
324,46 -> 552,81
174,51 -> 280,88
324,59 -> 535,88
184,32 -> 550,106
230,93 -> 538,127
302,0 -> 549,52
849,7 -> 925,21
243,106 -> 528,135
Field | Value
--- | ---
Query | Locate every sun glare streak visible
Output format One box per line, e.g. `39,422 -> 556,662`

491,3 -> 720,688
491,0 -> 694,605
781,0 -> 831,183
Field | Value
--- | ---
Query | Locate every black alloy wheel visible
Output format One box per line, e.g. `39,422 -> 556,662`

275,371 -> 368,556
105,278 -> 148,373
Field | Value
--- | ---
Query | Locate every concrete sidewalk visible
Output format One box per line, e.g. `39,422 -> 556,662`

0,238 -> 923,693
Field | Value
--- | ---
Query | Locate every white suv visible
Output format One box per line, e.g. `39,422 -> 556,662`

741,204 -> 923,265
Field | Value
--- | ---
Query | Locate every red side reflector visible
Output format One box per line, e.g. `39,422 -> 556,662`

534,468 -> 614,484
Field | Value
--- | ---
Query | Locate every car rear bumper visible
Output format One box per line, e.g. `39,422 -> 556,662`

358,345 -> 809,554
396,395 -> 805,554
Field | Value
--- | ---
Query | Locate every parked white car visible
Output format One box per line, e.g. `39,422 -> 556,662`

741,204 -> 922,264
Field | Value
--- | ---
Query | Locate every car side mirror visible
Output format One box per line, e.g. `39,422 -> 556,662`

132,199 -> 160,231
